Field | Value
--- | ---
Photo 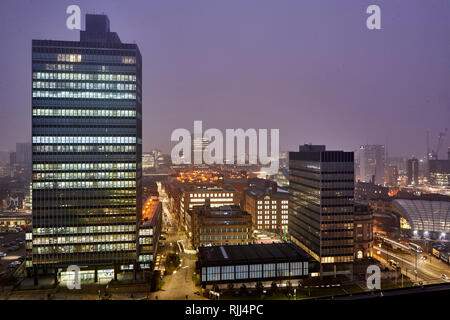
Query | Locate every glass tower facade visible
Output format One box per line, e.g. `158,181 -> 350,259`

29,15 -> 142,279
289,145 -> 354,265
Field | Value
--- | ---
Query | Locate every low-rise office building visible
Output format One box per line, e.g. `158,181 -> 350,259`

190,203 -> 252,248
138,198 -> 162,270
243,184 -> 288,233
197,243 -> 310,288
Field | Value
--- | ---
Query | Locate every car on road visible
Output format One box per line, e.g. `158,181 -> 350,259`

421,256 -> 427,261
0,252 -> 7,257
6,246 -> 19,252
442,274 -> 448,280
8,261 -> 21,268
388,259 -> 399,269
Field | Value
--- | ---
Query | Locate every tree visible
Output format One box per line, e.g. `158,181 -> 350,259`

165,253 -> 180,274
255,281 -> 264,296
239,284 -> 247,296
271,281 -> 278,294
212,283 -> 220,294
286,281 -> 293,294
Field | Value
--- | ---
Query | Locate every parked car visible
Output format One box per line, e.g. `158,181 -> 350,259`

0,252 -> 7,257
8,261 -> 21,268
6,246 -> 19,252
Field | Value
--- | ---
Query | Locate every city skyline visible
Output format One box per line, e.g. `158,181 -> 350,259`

0,0 -> 449,158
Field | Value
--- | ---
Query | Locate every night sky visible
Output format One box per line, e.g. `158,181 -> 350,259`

0,0 -> 449,157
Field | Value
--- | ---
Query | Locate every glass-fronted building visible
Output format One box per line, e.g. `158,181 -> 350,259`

197,243 -> 310,287
289,145 -> 354,269
28,14 -> 142,283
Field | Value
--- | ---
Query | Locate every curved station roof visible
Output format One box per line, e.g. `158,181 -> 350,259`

392,199 -> 450,233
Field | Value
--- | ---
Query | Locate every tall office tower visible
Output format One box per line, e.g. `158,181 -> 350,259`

192,136 -> 210,166
358,145 -> 385,185
289,145 -> 354,275
16,143 -> 32,168
406,158 -> 419,186
30,14 -> 142,283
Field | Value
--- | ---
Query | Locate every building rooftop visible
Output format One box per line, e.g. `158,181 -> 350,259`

142,199 -> 161,227
197,243 -> 310,267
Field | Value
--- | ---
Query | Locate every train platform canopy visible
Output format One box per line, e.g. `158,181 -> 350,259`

392,199 -> 450,233
197,243 -> 310,268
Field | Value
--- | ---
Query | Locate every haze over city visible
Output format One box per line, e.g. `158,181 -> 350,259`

0,0 -> 449,157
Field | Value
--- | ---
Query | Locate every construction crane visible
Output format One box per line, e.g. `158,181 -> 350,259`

427,128 -> 448,160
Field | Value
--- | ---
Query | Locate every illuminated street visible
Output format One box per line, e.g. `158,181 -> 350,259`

373,243 -> 450,285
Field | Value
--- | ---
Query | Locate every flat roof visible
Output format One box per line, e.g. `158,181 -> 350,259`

142,200 -> 161,226
197,243 -> 310,267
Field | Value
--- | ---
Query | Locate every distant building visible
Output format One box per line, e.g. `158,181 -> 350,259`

243,183 -> 288,233
189,203 -> 252,248
358,145 -> 385,185
354,202 -> 373,260
406,158 -> 419,186
272,168 -> 289,187
289,144 -> 355,274
384,164 -> 398,186
355,181 -> 389,200
0,211 -> 32,228
428,156 -> 450,186
15,143 -> 32,168
192,136 -> 210,167
142,149 -> 166,170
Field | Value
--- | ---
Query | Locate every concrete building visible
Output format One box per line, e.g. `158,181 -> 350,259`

289,144 -> 354,277
190,203 -> 252,248
30,14 -> 142,283
138,198 -> 162,270
243,183 -> 288,233
197,243 -> 310,289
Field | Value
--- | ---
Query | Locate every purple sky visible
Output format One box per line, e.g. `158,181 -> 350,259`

0,0 -> 449,157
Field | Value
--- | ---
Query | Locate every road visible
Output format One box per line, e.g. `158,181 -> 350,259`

0,230 -> 26,276
373,243 -> 450,285
148,193 -> 206,300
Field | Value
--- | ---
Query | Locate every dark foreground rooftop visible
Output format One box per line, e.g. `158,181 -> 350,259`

197,242 -> 310,267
